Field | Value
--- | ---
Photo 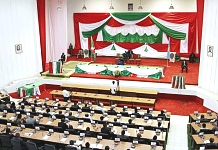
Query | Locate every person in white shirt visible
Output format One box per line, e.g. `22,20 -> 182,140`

110,81 -> 117,95
66,140 -> 81,150
62,89 -> 70,102
95,103 -> 107,113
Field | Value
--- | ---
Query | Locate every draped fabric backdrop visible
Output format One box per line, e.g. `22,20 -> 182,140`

46,0 -> 67,62
73,13 -> 197,58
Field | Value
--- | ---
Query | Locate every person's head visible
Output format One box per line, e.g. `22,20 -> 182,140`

85,142 -> 90,148
161,110 -> 164,114
153,135 -> 157,140
158,122 -> 162,127
202,123 -> 206,128
59,111 -> 62,114
62,53 -> 64,56
85,114 -> 89,117
209,138 -> 214,143
201,114 -> 204,119
69,112 -> 72,116
105,146 -> 110,150
34,100 -> 37,103
11,102 -> 15,106
100,116 -> 104,121
114,118 -> 117,122
69,140 -> 74,145
137,133 -> 141,139
112,81 -> 115,85
74,102 -> 77,106
21,105 -> 25,110
46,108 -> 50,113
121,130 -> 125,135
6,128 -> 11,134
61,118 -> 65,122
15,133 -> 20,137
103,123 -> 107,128
17,114 -> 22,119
86,127 -> 90,132
128,119 -> 132,124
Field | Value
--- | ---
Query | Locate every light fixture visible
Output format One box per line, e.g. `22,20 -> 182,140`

57,0 -> 61,10
82,0 -> 87,10
138,0 -> 143,10
109,0 -> 114,9
169,0 -> 174,9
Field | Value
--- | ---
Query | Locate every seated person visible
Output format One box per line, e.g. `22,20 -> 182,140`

85,127 -> 95,137
108,107 -> 117,114
149,135 -> 161,146
12,133 -> 27,150
95,103 -> 107,113
0,100 -> 8,111
98,116 -> 105,124
104,146 -> 110,150
82,103 -> 91,112
200,114 -> 210,122
3,128 -> 14,139
10,102 -> 16,111
127,119 -> 134,125
198,123 -> 212,134
101,123 -> 111,134
67,112 -> 76,120
83,114 -> 91,120
143,109 -> 153,119
133,133 -> 146,144
60,53 -> 66,65
116,59 -> 124,65
189,52 -> 196,63
117,130 -> 130,142
66,140 -> 81,150
70,102 -> 81,111
77,50 -> 83,58
26,115 -> 36,125
55,110 -> 65,119
62,89 -> 70,102
181,60 -> 188,73
58,118 -> 68,130
157,110 -> 166,119
14,114 -> 25,125
83,142 -> 90,150
19,97 -> 29,106
205,138 -> 218,149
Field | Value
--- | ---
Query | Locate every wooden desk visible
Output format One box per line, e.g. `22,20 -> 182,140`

0,125 -> 163,150
190,122 -> 215,134
189,113 -> 217,123
61,83 -> 158,99
191,134 -> 218,150
50,90 -> 156,107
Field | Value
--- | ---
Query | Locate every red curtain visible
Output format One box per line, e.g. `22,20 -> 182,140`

197,0 -> 205,54
37,0 -> 46,71
73,13 -> 110,54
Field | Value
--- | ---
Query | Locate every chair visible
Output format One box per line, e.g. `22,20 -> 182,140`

43,113 -> 51,118
127,124 -> 137,128
120,112 -> 129,117
65,146 -> 77,150
53,126 -> 64,133
26,141 -> 44,150
55,114 -> 65,119
107,111 -> 117,116
77,50 -> 84,59
0,135 -> 12,148
44,144 -> 56,150
199,129 -> 213,134
128,54 -> 134,64
135,54 -> 141,65
11,138 -> 23,150
94,110 -> 103,114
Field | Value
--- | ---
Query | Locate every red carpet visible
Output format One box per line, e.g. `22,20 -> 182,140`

65,56 -> 199,85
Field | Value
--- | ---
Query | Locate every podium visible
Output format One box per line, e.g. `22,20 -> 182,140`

49,61 -> 62,74
18,82 -> 44,98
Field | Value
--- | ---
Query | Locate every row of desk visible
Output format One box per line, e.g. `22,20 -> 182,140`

50,90 -> 156,108
0,125 -> 164,150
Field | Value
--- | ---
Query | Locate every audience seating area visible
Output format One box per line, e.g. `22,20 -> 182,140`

188,111 -> 218,150
0,84 -> 170,150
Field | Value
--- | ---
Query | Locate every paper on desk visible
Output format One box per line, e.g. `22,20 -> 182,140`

75,140 -> 83,145
9,117 -> 15,120
200,147 -> 205,150
103,117 -> 109,121
37,102 -> 42,105
77,125 -> 83,129
46,121 -> 53,124
129,148 -> 135,150
60,138 -> 67,142
204,140 -> 210,144
147,120 -> 152,124
24,133 -> 33,137
91,144 -> 103,149
125,131 -> 130,136
43,135 -> 50,140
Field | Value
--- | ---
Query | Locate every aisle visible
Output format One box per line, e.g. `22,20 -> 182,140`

166,115 -> 189,150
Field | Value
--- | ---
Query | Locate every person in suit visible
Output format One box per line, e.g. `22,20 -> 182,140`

200,114 -> 210,122
189,52 -> 196,63
133,133 -> 146,144
26,115 -> 36,125
101,123 -> 111,134
60,53 -> 66,65
117,130 -> 130,142
0,100 -> 8,111
82,142 -> 90,150
143,109 -> 153,119
10,102 -> 16,111
85,127 -> 95,137
181,60 -> 188,73
67,112 -> 77,121
205,138 -> 218,149
19,98 -> 30,106
157,110 -> 166,118
70,102 -> 81,111
149,135 -> 161,146
55,110 -> 65,119
11,133 -> 27,150
58,118 -> 68,130
66,140 -> 81,150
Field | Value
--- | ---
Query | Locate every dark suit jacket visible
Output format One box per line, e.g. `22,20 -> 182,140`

205,143 -> 218,149
58,122 -> 68,130
181,61 -> 187,68
101,127 -> 111,134
12,137 -> 27,149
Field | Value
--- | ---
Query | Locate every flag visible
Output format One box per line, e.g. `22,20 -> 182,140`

167,37 -> 170,60
49,61 -> 62,74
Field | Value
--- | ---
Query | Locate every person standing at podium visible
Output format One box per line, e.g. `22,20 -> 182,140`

62,88 -> 70,102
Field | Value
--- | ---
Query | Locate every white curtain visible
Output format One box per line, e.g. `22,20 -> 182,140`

46,0 -> 67,62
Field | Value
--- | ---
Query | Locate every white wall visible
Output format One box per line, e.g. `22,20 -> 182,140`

67,0 -> 197,45
198,0 -> 218,94
0,0 -> 42,90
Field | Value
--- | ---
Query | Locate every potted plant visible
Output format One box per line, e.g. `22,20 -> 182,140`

113,70 -> 120,78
